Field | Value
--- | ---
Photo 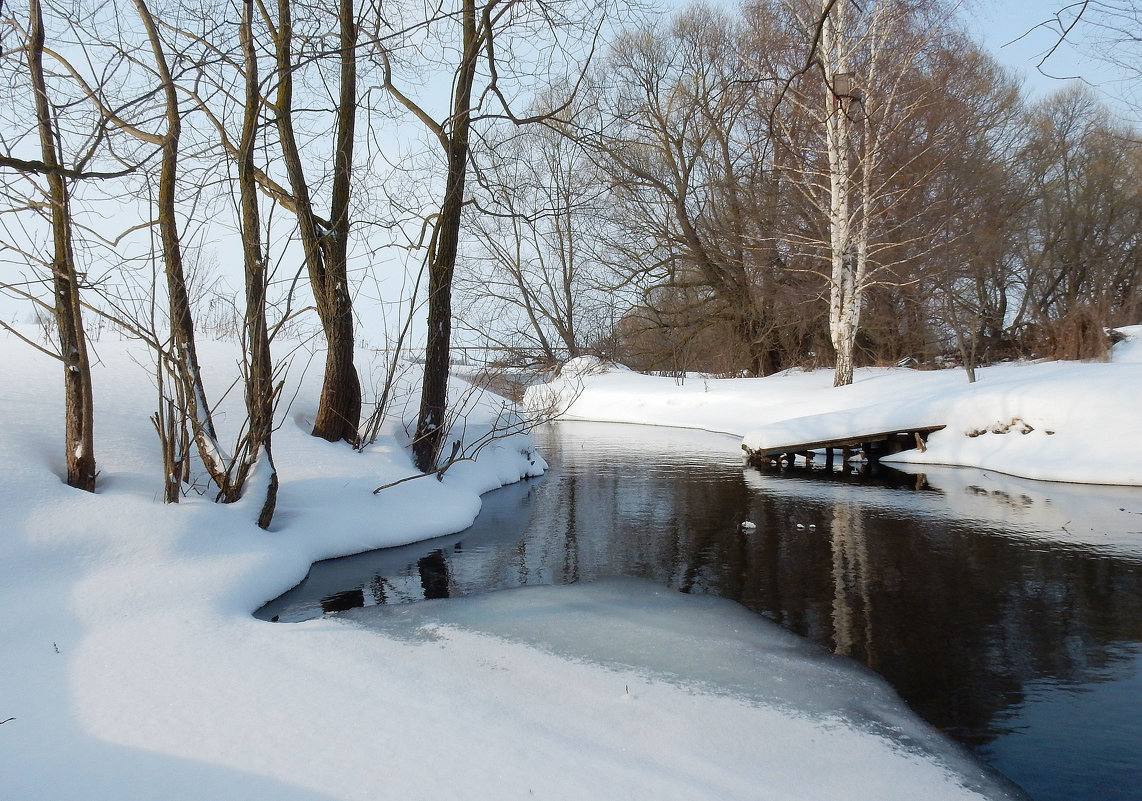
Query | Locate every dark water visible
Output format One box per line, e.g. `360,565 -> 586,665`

257,421 -> 1142,801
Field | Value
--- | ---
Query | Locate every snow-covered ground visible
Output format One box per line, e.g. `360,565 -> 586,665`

528,326 -> 1142,487
2,324 -> 1093,800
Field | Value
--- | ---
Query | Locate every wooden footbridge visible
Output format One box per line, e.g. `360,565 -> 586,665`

742,421 -> 946,469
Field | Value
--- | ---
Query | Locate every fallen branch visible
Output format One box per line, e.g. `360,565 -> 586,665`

373,440 -> 463,493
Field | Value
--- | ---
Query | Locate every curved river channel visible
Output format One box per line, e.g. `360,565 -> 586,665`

258,421 -> 1142,801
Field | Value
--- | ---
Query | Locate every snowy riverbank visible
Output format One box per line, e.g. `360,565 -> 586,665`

528,326 -> 1142,487
1,328 -> 1036,800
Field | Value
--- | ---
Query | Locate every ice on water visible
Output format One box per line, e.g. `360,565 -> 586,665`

344,577 -> 1025,801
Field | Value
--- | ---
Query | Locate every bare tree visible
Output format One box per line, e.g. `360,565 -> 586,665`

131,0 -> 238,496
1009,85 -> 1142,357
773,0 -> 974,385
816,0 -> 864,386
370,0 -> 609,472
458,116 -> 620,368
921,43 -> 1026,380
237,0 -> 278,526
15,0 -> 97,491
1025,1 -> 1142,89
11,0 -> 252,502
12,0 -> 288,519
591,6 -> 796,376
406,0 -> 480,473
271,0 -> 362,446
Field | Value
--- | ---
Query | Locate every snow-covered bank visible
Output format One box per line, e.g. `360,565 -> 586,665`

528,327 -> 1142,486
1,330 -> 1020,800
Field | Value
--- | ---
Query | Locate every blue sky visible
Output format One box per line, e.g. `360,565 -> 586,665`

969,0 -> 1134,107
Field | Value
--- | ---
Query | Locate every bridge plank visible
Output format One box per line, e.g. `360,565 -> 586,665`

743,425 -> 946,461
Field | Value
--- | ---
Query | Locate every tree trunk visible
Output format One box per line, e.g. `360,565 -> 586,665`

823,1 -> 859,388
133,0 -> 235,496
412,0 -> 478,473
238,0 -> 278,527
274,0 -> 361,446
831,247 -> 859,387
27,0 -> 96,492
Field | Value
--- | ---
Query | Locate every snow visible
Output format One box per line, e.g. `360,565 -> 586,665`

0,326 -> 1044,801
529,326 -> 1142,486
342,578 -> 1016,799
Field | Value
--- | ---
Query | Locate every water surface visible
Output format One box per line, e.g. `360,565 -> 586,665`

257,421 -> 1142,801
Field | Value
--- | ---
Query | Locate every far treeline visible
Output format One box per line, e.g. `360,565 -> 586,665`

1,0 -> 1139,522
460,1 -> 1142,385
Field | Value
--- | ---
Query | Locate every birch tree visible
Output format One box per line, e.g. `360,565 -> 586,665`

781,0 -> 963,385
818,0 -> 863,386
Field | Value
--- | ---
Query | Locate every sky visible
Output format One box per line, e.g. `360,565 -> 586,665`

2,0 -> 1137,335
970,0 -> 1137,109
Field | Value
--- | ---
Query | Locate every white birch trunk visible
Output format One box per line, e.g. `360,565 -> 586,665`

823,1 -> 859,387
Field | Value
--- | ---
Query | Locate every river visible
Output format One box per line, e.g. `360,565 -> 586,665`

257,421 -> 1142,801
